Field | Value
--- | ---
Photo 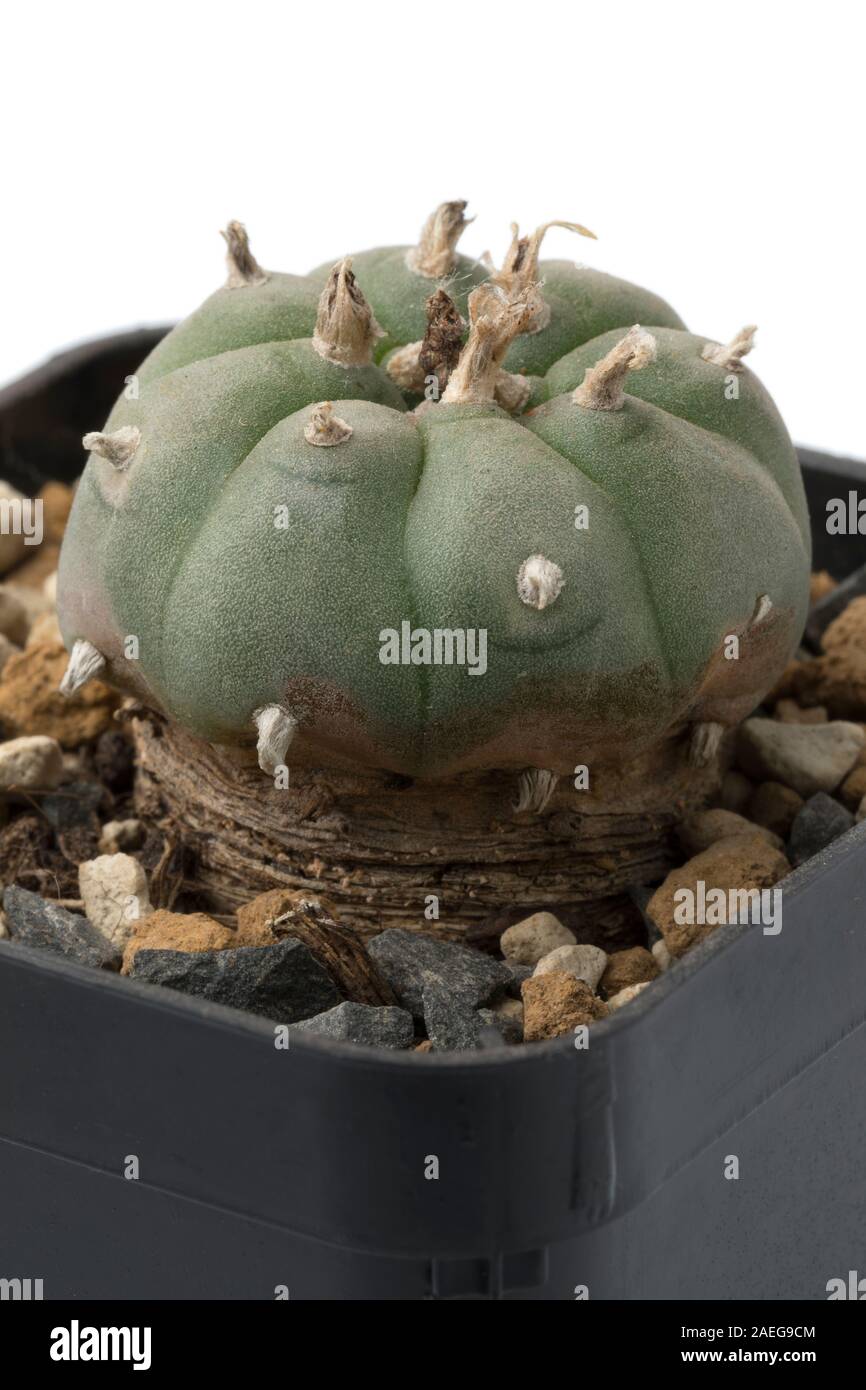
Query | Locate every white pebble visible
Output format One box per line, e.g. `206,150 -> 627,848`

737,718 -> 864,797
608,981 -> 651,1012
500,911 -> 576,966
533,943 -> 608,991
78,854 -> 153,948
651,939 -> 672,971
99,819 -> 145,854
0,735 -> 64,791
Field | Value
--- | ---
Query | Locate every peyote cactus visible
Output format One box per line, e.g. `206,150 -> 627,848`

58,204 -> 810,799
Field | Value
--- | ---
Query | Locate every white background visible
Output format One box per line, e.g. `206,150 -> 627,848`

1,0 -> 862,456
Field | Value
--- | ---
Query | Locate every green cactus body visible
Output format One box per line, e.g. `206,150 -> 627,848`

58,210 -> 810,780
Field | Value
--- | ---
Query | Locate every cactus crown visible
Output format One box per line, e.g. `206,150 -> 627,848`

58,203 -> 810,788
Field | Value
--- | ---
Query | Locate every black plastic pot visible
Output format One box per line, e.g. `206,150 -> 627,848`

1,337 -> 865,1301
0,327 -> 169,493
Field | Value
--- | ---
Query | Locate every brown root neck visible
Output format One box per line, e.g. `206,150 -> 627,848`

131,709 -> 719,934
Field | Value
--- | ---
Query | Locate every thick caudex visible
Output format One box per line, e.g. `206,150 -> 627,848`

58,207 -> 810,784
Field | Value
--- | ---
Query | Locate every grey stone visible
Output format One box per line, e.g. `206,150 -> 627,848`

293,1001 -> 414,1049
787,793 -> 855,867
476,1009 -> 510,1048
736,718 -> 864,798
2,884 -> 120,970
367,928 -> 511,1018
130,938 -> 340,1022
422,985 -> 482,1050
480,996 -> 524,1044
40,780 -> 104,834
41,780 -> 104,863
502,961 -> 532,997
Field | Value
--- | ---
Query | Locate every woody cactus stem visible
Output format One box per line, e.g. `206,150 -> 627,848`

442,284 -> 536,404
312,259 -> 384,366
573,325 -> 657,410
387,288 -> 531,412
406,200 -> 473,278
221,220 -> 267,288
417,288 -> 465,393
492,218 -> 596,332
386,289 -> 465,394
701,325 -> 757,370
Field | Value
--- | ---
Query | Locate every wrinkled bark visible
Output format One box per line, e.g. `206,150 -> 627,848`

131,708 -> 720,935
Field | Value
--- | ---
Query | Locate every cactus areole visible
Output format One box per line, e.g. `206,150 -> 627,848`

57,206 -> 810,920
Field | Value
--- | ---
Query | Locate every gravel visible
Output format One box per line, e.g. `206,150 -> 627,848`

2,884 -> 120,969
736,719 -> 864,798
499,912 -> 576,965
787,792 -> 855,867
292,1001 -> 414,1048
367,928 -> 510,1019
129,938 -> 341,1023
422,985 -> 483,1050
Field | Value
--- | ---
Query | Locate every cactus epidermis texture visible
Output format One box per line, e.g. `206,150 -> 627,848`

58,207 -> 810,778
